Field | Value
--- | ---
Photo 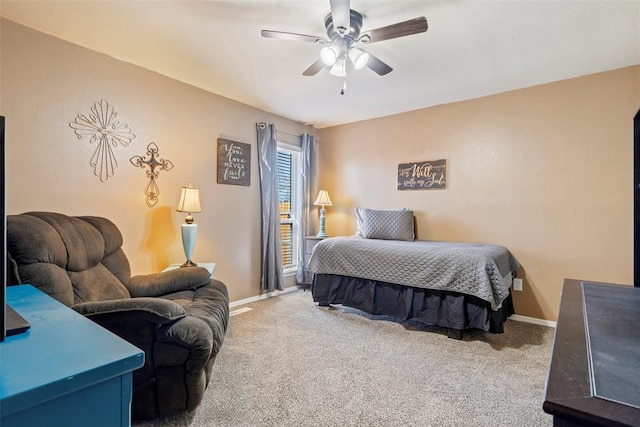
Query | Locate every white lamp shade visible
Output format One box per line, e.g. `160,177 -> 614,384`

329,60 -> 346,77
349,48 -> 370,70
313,190 -> 333,207
177,183 -> 202,213
320,45 -> 340,66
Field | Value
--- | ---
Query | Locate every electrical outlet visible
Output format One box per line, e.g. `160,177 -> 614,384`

513,278 -> 523,292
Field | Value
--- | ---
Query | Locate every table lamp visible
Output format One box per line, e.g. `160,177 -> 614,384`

313,190 -> 333,238
176,182 -> 202,267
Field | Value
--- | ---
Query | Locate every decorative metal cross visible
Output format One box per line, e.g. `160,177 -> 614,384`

69,99 -> 135,182
130,142 -> 174,207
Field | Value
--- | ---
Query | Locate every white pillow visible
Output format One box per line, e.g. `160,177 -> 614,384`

355,207 -> 366,237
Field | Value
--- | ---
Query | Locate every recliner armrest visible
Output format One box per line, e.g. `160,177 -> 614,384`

126,267 -> 211,297
73,297 -> 186,324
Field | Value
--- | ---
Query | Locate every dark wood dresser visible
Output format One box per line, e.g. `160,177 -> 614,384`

543,279 -> 640,426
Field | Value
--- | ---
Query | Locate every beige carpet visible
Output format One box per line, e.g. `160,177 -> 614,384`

134,289 -> 555,427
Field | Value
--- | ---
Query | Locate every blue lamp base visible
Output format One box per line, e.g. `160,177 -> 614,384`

181,223 -> 198,267
317,207 -> 328,238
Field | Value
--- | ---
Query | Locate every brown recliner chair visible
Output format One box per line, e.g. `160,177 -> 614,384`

6,212 -> 229,419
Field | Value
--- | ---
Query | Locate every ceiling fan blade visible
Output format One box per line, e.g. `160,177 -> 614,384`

329,0 -> 350,34
261,30 -> 328,44
360,17 -> 428,44
366,53 -> 393,76
302,58 -> 327,76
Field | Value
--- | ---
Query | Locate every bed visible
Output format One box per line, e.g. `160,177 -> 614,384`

308,208 -> 519,338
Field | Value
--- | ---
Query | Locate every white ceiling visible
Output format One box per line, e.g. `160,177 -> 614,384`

2,0 -> 639,129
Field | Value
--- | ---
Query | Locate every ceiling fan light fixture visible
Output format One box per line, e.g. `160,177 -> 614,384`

320,45 -> 340,66
329,59 -> 346,77
349,48 -> 370,70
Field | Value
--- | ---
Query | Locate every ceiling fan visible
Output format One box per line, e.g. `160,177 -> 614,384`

261,0 -> 428,94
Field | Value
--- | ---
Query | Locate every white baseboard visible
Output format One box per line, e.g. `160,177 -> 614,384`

511,314 -> 557,328
229,307 -> 253,317
229,285 -> 300,309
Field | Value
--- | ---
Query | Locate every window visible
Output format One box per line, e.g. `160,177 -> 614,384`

277,144 -> 302,272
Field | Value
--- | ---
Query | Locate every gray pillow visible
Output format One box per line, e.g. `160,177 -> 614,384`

359,208 -> 415,241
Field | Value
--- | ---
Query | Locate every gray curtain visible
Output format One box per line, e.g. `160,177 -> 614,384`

257,122 -> 284,291
296,133 -> 317,284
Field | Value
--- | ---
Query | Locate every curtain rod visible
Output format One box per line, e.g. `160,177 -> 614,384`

276,128 -> 301,137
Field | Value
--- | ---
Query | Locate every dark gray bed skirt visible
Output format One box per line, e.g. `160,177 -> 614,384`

311,274 -> 515,333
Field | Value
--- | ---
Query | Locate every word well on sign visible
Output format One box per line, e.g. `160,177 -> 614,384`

397,159 -> 447,190
217,138 -> 251,186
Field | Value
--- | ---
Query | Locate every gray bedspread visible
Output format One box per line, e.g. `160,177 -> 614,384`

308,237 -> 520,309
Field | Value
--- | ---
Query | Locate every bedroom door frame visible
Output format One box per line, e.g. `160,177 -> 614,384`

634,108 -> 640,287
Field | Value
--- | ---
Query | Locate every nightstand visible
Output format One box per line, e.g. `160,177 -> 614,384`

302,237 -> 324,285
163,262 -> 216,278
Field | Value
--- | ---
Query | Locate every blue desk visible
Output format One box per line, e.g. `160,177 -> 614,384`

0,285 -> 145,427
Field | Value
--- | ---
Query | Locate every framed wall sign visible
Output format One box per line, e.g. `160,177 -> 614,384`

217,138 -> 251,186
397,159 -> 447,190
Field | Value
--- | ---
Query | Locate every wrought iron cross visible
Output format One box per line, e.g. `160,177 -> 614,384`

130,142 -> 174,207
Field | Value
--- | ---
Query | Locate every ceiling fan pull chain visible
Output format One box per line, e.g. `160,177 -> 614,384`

340,56 -> 347,95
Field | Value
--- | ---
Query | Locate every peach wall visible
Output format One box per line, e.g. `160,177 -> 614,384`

0,19 -> 315,302
319,66 -> 640,321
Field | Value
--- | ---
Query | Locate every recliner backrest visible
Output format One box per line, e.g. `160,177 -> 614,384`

7,212 -> 132,306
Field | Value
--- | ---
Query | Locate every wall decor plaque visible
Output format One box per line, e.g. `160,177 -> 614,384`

217,138 -> 250,186
397,159 -> 447,190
